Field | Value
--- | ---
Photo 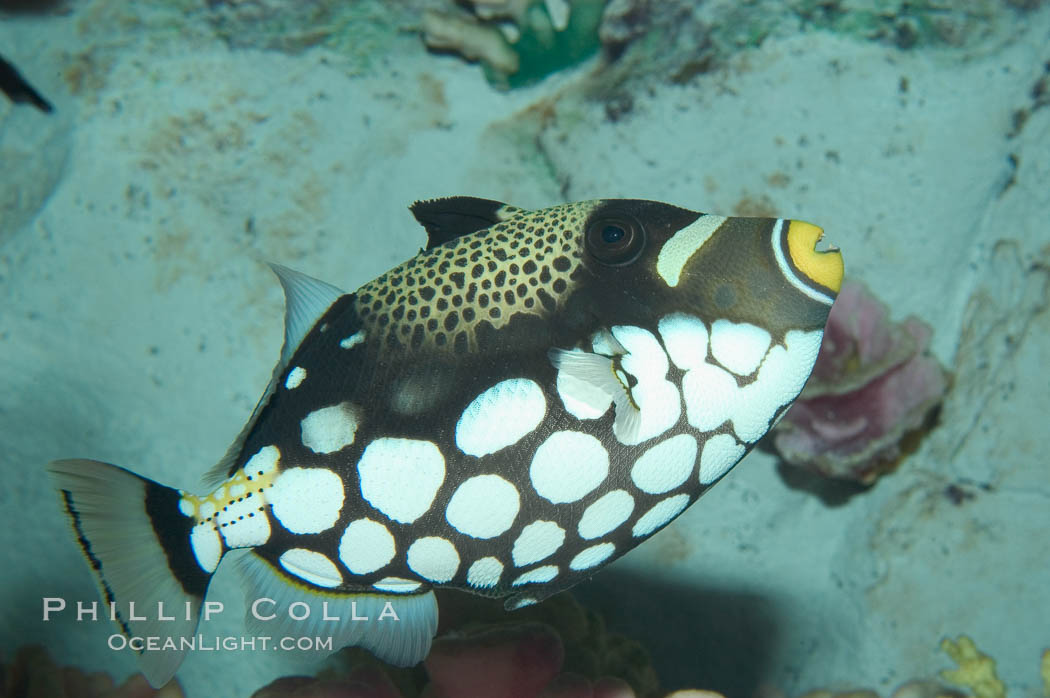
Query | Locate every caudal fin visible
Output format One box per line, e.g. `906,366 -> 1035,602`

47,459 -> 216,687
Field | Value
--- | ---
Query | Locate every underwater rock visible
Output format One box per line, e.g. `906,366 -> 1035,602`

0,83 -> 70,246
771,280 -> 949,485
421,0 -> 607,88
0,644 -> 185,698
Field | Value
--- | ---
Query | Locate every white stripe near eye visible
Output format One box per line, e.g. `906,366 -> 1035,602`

656,214 -> 726,287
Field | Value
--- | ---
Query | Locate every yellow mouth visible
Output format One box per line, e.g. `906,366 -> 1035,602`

786,220 -> 843,293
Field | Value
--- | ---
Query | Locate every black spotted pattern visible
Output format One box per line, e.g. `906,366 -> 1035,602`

353,202 -> 592,353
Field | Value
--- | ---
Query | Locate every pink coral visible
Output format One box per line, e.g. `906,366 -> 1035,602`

772,280 -> 949,484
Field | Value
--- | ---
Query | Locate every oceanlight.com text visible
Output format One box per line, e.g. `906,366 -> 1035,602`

108,634 -> 334,653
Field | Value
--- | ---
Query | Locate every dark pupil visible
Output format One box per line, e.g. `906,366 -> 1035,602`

601,225 -> 626,244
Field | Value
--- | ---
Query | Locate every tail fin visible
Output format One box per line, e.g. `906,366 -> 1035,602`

47,459 -> 217,688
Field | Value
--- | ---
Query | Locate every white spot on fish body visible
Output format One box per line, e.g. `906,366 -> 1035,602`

530,431 -> 609,504
407,537 -> 460,583
279,548 -> 342,588
339,331 -> 365,349
445,474 -> 520,539
578,490 -> 635,540
285,367 -> 306,390
569,542 -> 615,570
682,362 -> 739,432
357,438 -> 445,524
508,596 -> 537,609
246,445 -> 280,476
456,378 -> 546,457
338,518 -> 395,574
269,467 -> 344,534
698,434 -> 746,485
632,494 -> 691,537
511,565 -> 558,586
658,313 -> 709,371
709,320 -> 772,376
190,523 -> 221,573
613,367 -> 680,442
216,495 -> 270,548
612,325 -> 669,380
730,329 -> 823,442
630,433 -> 698,494
512,520 -> 566,567
301,402 -> 360,454
467,557 -> 504,588
372,577 -> 422,593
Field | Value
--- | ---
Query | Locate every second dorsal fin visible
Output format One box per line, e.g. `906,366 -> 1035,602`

410,196 -> 524,250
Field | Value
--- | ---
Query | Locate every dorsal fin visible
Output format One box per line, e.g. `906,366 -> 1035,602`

268,263 -> 345,366
410,196 -> 524,250
202,263 -> 345,487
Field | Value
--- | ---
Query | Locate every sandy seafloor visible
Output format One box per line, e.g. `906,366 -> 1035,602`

1,1 -> 1049,696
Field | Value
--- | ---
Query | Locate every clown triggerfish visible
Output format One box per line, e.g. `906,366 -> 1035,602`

49,197 -> 843,686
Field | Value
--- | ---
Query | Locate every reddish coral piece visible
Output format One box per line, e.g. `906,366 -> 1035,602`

423,623 -> 565,698
773,280 -> 949,484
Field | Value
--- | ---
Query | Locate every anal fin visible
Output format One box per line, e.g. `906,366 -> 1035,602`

504,577 -> 578,611
239,552 -> 438,667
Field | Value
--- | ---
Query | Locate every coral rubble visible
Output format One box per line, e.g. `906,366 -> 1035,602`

421,0 -> 608,88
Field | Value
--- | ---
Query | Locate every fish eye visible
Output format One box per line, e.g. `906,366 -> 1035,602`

585,216 -> 645,266
601,225 -> 625,243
